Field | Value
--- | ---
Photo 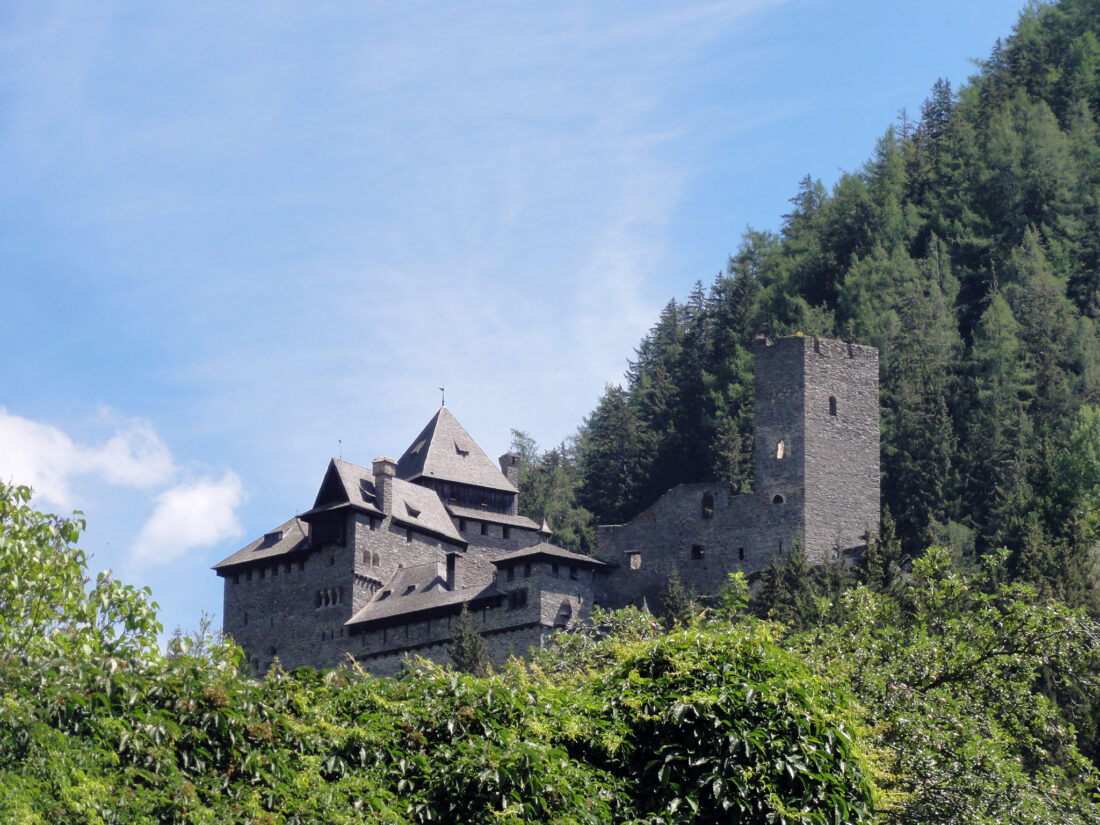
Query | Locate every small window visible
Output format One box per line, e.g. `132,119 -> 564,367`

372,552 -> 380,567
503,526 -> 511,539
628,552 -> 642,570
459,518 -> 467,532
738,547 -> 745,561
569,565 -> 578,580
691,544 -> 705,560
232,574 -> 240,585
507,566 -> 515,582
776,440 -> 785,459
552,563 -> 560,577
772,494 -> 785,504
480,522 -> 488,536
523,563 -> 531,577
829,396 -> 838,416
509,588 -> 528,609
701,492 -> 714,519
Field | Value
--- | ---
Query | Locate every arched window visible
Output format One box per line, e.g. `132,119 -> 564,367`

772,494 -> 785,504
701,492 -> 714,519
829,396 -> 838,416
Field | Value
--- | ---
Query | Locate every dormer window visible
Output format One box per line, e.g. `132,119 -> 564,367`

405,503 -> 421,519
454,440 -> 470,457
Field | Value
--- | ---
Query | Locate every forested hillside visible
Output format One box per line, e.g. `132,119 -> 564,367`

511,0 -> 1100,613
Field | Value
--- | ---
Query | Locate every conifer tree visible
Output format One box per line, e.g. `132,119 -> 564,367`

450,605 -> 489,677
659,567 -> 696,628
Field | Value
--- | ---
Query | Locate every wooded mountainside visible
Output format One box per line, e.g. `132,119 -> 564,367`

517,0 -> 1100,612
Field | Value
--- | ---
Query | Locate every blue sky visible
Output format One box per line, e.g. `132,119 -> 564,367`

1,0 -> 1027,637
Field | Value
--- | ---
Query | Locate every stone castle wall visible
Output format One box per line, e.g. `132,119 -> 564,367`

800,337 -> 880,558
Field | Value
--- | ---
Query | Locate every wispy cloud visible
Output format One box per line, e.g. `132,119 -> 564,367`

130,472 -> 245,565
0,406 -> 175,507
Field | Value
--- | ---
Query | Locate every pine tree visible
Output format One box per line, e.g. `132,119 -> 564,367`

660,567 -> 696,628
450,605 -> 489,677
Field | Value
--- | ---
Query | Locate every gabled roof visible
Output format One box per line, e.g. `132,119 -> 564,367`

345,562 -> 504,627
307,458 -> 383,516
390,477 -> 464,544
212,516 -> 309,571
445,503 -> 539,531
396,406 -> 517,493
492,542 -> 608,569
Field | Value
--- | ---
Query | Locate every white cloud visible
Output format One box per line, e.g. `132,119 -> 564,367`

131,472 -> 245,565
0,406 -> 175,507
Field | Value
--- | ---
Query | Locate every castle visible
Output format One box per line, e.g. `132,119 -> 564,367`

214,335 -> 879,676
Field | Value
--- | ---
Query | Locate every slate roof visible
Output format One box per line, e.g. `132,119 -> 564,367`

345,562 -> 504,627
492,542 -> 608,569
390,477 -> 465,543
305,458 -> 384,516
446,504 -> 539,530
212,516 -> 309,571
397,406 -> 517,493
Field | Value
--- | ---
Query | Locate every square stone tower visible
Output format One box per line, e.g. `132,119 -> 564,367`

752,336 -> 879,561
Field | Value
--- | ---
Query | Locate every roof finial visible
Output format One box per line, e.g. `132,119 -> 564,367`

438,387 -> 445,406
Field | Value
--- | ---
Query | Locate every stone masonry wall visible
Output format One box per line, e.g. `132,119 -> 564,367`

349,557 -> 596,677
801,337 -> 880,559
595,484 -> 800,610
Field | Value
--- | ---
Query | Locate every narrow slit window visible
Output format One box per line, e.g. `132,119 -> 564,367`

776,440 -> 785,459
701,492 -> 714,519
829,396 -> 838,416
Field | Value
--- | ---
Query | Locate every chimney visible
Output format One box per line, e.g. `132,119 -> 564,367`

499,452 -> 520,487
445,552 -> 461,590
372,457 -> 397,514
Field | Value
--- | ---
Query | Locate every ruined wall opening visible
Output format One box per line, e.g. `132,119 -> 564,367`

701,492 -> 714,519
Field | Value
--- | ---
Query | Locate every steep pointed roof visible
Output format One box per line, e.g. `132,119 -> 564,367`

396,406 -> 516,493
303,458 -> 383,517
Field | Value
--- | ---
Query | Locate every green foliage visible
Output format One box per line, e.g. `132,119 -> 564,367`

659,566 -> 697,628
2,486 -> 1099,823
0,482 -> 161,662
794,546 -> 1100,823
449,605 -> 489,677
509,430 -> 595,555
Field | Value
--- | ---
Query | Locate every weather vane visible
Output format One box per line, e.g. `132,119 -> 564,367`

438,387 -> 445,406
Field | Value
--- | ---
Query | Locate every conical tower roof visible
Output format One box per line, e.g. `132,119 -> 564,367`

396,407 -> 517,493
